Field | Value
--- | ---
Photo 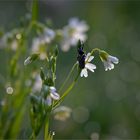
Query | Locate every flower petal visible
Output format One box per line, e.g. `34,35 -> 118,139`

85,53 -> 91,61
85,63 -> 96,72
85,53 -> 94,62
103,61 -> 114,71
108,63 -> 114,70
80,68 -> 88,77
108,55 -> 119,64
50,86 -> 56,92
50,91 -> 60,100
88,56 -> 94,62
61,41 -> 71,52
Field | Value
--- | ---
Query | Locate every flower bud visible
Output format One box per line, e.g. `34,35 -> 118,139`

40,67 -> 46,81
99,50 -> 108,61
51,57 -> 56,73
44,76 -> 54,86
24,53 -> 39,66
54,45 -> 59,57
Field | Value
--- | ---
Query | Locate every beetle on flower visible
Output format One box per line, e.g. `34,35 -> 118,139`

77,41 -> 96,78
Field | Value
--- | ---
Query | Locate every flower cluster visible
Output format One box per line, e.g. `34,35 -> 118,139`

31,28 -> 55,60
60,18 -> 89,52
77,41 -> 119,77
0,17 -> 88,55
31,18 -> 89,54
0,4 -> 120,139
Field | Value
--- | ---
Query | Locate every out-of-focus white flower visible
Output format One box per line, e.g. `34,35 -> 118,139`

80,53 -> 96,77
31,38 -> 41,53
11,40 -> 18,51
43,28 -> 55,43
100,51 -> 119,71
31,28 -> 55,57
6,86 -> 14,94
32,74 -> 42,93
61,18 -> 89,52
90,132 -> 100,140
0,32 -> 12,49
53,106 -> 72,121
46,86 -> 60,106
0,100 -> 6,106
0,31 -> 21,51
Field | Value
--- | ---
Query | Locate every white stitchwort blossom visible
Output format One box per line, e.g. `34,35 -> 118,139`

80,53 -> 96,77
100,51 -> 119,71
61,18 -> 89,52
31,28 -> 55,59
46,86 -> 60,106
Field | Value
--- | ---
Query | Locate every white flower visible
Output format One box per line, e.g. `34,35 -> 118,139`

0,31 -> 21,51
50,86 -> 60,100
11,40 -> 18,51
31,28 -> 55,57
61,18 -> 89,52
53,106 -> 72,121
6,86 -> 14,94
99,50 -> 119,71
103,55 -> 119,71
46,86 -> 60,106
43,28 -> 55,43
0,32 -> 19,51
31,38 -> 41,53
80,53 -> 96,77
32,74 -> 42,93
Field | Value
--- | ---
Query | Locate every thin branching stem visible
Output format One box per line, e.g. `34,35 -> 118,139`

53,69 -> 80,109
58,62 -> 77,92
90,48 -> 101,55
85,48 -> 101,63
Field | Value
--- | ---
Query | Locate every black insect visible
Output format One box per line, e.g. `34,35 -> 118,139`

77,41 -> 86,69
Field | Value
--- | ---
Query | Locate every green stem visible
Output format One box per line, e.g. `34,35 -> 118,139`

59,62 -> 77,93
90,48 -> 101,56
52,58 -> 57,86
85,48 -> 101,63
30,131 -> 36,140
53,69 -> 80,108
44,114 -> 50,140
32,0 -> 38,22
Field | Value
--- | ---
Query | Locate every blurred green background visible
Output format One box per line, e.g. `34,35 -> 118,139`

0,0 -> 140,139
